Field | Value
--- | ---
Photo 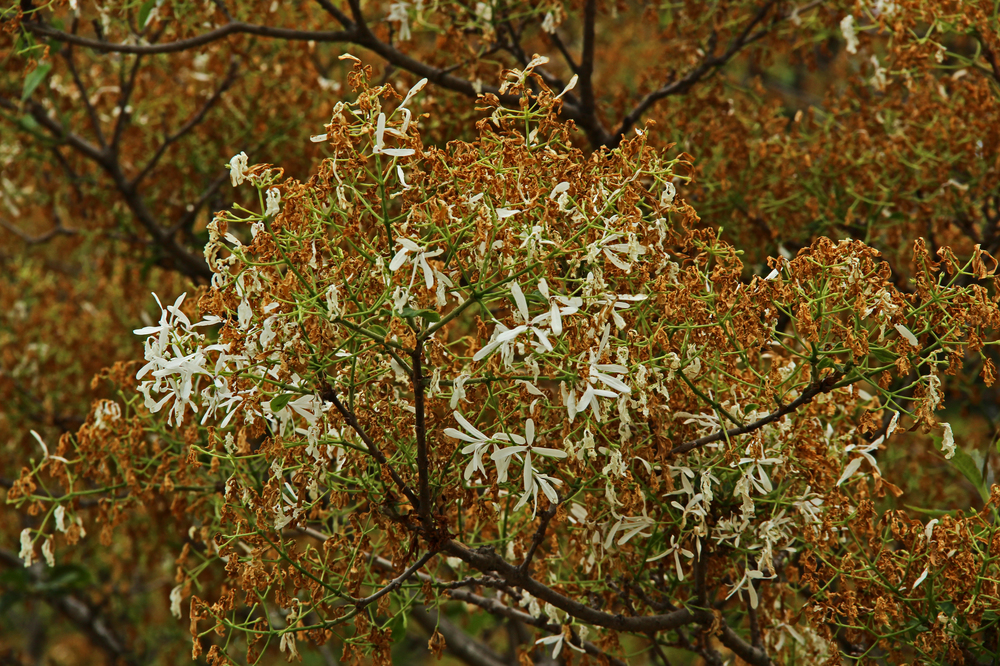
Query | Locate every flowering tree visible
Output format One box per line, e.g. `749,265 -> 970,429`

4,1 -> 1000,664
9,58 -> 1000,665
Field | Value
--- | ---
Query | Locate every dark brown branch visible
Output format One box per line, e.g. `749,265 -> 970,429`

670,370 -> 844,456
719,620 -> 771,666
23,19 -> 356,54
110,50 -> 145,152
0,95 -> 213,281
325,387 -> 422,509
519,497 -> 558,575
412,340 -> 432,527
546,29 -> 579,74
411,604 -> 510,666
314,0 -> 355,29
354,550 -> 437,608
579,0 -> 597,114
303,531 -> 628,666
0,549 -> 141,666
0,214 -> 78,245
607,0 -> 784,147
443,539 -> 694,633
748,596 -> 762,648
23,13 -> 607,148
131,59 -> 239,188
61,20 -> 106,150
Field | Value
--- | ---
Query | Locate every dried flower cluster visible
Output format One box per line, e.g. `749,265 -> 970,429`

10,59 -> 1000,664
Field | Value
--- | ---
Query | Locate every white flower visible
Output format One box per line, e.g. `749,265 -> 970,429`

556,74 -> 578,99
228,151 -> 249,186
450,373 -> 471,409
549,181 -> 571,209
389,237 -> 444,290
541,12 -> 557,34
941,422 -> 956,459
535,629 -> 584,658
841,15 -> 859,54
532,278 -> 582,335
19,529 -> 34,567
605,293 -> 647,330
604,510 -> 656,549
279,631 -> 300,661
475,2 -> 492,22
894,323 -> 919,347
42,538 -> 55,567
491,417 -> 567,488
445,411 -> 494,481
661,182 -> 676,207
265,188 -> 281,217
588,231 -> 648,273
646,534 -> 694,580
571,325 -> 631,422
386,2 -> 411,41
870,55 -> 888,91
170,584 -> 184,619
837,436 -> 884,485
495,207 -> 521,219
374,113 -> 416,157
400,77 -> 428,109
726,561 -> 773,609
325,283 -> 341,318
55,505 -> 67,532
473,281 -> 557,362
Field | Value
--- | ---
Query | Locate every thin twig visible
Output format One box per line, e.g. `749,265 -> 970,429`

608,0 -> 795,146
670,370 -> 844,456
353,550 -> 437,608
131,59 -> 240,188
324,386 -> 422,510
23,19 -> 357,55
0,214 -> 78,245
61,19 -> 107,150
519,498 -> 559,575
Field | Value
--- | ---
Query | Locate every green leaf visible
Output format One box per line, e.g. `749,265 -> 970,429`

21,62 -> 52,102
399,307 -> 441,322
869,347 -> 896,364
269,393 -> 293,412
950,449 -> 989,503
138,0 -> 156,28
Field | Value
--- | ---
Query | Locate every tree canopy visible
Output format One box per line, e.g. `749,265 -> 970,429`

3,2 -> 1000,665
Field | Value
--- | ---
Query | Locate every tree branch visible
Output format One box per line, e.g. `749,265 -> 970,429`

324,386 -> 422,510
110,50 -> 145,153
519,497 -> 558,575
412,340 -> 433,528
353,550 -> 437,609
0,549 -> 141,666
131,58 -> 239,188
61,19 -> 107,150
411,604 -> 510,666
607,0 -> 787,147
0,95 -> 213,281
670,370 -> 844,456
0,214 -> 78,245
22,19 -> 357,54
